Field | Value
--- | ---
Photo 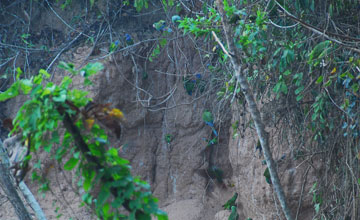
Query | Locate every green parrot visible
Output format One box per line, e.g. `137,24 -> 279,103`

228,206 -> 239,220
183,77 -> 196,95
222,192 -> 238,210
202,110 -> 214,125
255,140 -> 262,153
172,15 -> 181,24
197,79 -> 206,94
109,40 -> 119,53
263,167 -> 272,184
308,40 -> 332,64
124,34 -> 134,46
208,165 -> 223,183
153,20 -> 166,31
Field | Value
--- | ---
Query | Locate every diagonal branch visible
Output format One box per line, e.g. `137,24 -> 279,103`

57,105 -> 147,218
215,1 -> 293,219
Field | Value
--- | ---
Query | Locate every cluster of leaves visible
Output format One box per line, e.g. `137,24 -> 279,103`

123,0 -> 174,12
0,63 -> 167,220
178,8 -> 220,38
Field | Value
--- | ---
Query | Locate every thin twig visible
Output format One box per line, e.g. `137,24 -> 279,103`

295,165 -> 311,220
48,32 -> 83,80
211,31 -> 233,58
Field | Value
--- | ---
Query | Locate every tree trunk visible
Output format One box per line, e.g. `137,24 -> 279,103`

215,1 -> 294,219
0,140 -> 32,220
1,138 -> 47,220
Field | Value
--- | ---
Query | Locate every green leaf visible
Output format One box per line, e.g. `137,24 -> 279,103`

83,171 -> 95,191
44,142 -> 52,153
159,38 -> 167,47
19,79 -> 33,94
315,76 -> 323,84
97,187 -> 110,206
324,80 -> 332,87
283,70 -> 291,76
64,157 -> 79,170
280,82 -> 288,94
90,0 -> 95,8
16,67 -> 23,80
58,62 -> 76,74
314,203 -> 320,213
53,90 -> 67,102
82,192 -> 92,204
296,95 -> 303,101
89,143 -> 102,157
81,62 -> 103,77
0,81 -> 20,101
39,69 -> 51,78
295,86 -> 304,95
102,202 -> 110,216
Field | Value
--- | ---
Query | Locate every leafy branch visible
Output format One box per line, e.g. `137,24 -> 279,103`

0,63 -> 167,220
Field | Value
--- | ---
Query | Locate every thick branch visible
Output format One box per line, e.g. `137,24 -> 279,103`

215,1 -> 293,219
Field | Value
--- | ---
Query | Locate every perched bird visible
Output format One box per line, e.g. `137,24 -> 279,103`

194,73 -> 206,94
208,165 -> 223,184
308,40 -> 332,64
171,15 -> 181,24
203,137 -> 218,147
197,80 -> 206,94
109,40 -> 119,53
153,20 -> 166,31
183,76 -> 196,95
263,167 -> 272,184
229,206 -> 239,220
222,192 -> 238,210
202,110 -> 218,137
202,110 -> 214,126
255,140 -> 262,157
124,34 -> 134,45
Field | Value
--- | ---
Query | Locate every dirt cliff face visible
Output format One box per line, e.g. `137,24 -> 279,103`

0,43 -> 319,220
90,43 -> 235,219
63,43 -> 318,219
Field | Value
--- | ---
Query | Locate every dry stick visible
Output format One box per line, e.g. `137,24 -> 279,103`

215,1 -> 293,219
273,0 -> 360,54
295,165 -> 311,220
